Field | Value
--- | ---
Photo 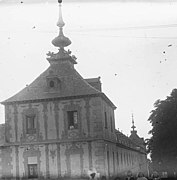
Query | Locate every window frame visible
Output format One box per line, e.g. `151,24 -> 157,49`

26,115 -> 36,134
46,76 -> 61,90
104,112 -> 108,129
110,116 -> 114,132
28,164 -> 38,179
67,110 -> 78,130
49,80 -> 55,88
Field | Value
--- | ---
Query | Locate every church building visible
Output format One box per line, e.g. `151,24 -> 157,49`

0,1 -> 147,179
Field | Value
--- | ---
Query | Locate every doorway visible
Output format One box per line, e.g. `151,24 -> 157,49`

28,164 -> 38,179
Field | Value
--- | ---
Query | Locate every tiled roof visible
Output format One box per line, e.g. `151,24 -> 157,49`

85,77 -> 100,83
129,131 -> 145,146
85,77 -> 102,92
2,60 -> 102,104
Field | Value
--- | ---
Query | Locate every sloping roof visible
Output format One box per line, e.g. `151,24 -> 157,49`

129,131 -> 145,147
2,60 -> 116,109
85,77 -> 101,83
85,77 -> 102,92
2,61 -> 102,104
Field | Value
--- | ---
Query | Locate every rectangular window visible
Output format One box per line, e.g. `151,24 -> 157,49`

104,112 -> 108,129
28,164 -> 38,178
26,115 -> 36,134
110,116 -> 113,132
67,111 -> 78,130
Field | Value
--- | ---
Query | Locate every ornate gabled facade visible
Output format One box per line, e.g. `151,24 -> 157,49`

0,1 -> 147,179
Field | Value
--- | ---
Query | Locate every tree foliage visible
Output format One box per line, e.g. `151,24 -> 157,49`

147,89 -> 177,174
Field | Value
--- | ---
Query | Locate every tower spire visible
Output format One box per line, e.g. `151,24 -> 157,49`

57,0 -> 65,28
131,113 -> 136,132
131,113 -> 137,134
52,0 -> 71,49
47,0 -> 77,64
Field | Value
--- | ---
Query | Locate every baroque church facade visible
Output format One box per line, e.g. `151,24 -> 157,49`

0,1 -> 147,179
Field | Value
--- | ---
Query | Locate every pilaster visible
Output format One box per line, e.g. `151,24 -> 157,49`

84,97 -> 91,137
54,102 -> 59,139
88,141 -> 92,169
57,143 -> 61,178
15,146 -> 19,179
14,104 -> 18,142
45,144 -> 50,178
43,103 -> 48,140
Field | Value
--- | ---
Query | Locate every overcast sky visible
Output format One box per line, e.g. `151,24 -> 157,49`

0,0 -> 177,139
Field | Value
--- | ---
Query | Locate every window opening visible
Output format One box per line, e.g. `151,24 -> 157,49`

26,115 -> 36,134
104,112 -> 108,129
110,116 -> 113,132
28,164 -> 38,179
67,111 -> 78,130
49,80 -> 55,88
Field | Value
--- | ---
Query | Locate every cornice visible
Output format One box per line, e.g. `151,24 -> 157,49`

0,137 -> 146,155
1,93 -> 116,109
1,94 -> 100,105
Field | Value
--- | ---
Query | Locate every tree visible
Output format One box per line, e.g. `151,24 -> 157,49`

147,89 -> 177,176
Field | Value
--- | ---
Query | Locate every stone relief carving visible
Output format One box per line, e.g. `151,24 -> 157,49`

68,129 -> 79,139
65,142 -> 84,177
50,144 -> 57,162
50,149 -> 56,162
26,134 -> 37,142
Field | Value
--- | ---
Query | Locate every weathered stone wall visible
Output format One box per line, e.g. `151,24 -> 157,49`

0,141 -> 106,179
1,146 -> 13,178
0,96 -> 147,179
4,97 -> 105,144
101,99 -> 116,141
89,97 -> 103,138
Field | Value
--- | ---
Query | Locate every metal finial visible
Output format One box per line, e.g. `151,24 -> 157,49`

52,0 -> 71,48
131,113 -> 136,131
57,2 -> 65,28
48,0 -> 76,64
